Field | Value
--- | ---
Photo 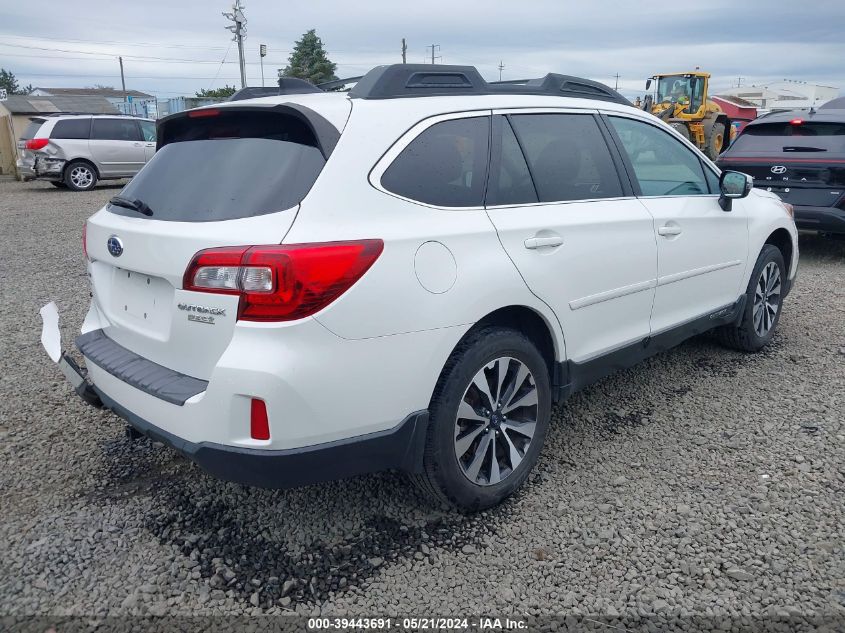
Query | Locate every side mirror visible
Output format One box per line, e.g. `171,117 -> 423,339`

645,79 -> 652,91
718,170 -> 753,211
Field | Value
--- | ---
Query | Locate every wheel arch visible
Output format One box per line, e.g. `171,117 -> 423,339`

764,227 -> 794,274
63,157 -> 100,180
452,305 -> 561,393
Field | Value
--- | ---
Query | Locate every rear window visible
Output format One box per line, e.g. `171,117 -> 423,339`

51,118 -> 91,140
732,121 -> 845,153
109,110 -> 326,222
21,118 -> 45,140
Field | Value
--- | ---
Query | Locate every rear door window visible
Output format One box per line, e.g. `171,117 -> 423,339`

50,118 -> 92,140
381,116 -> 490,207
508,114 -> 623,202
110,109 -> 327,222
487,117 -> 538,206
91,119 -> 142,142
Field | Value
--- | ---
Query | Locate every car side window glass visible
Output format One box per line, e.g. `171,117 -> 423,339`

91,119 -> 142,142
487,117 -> 538,206
50,119 -> 91,140
381,116 -> 490,207
508,114 -> 622,203
139,121 -> 156,143
703,163 -> 720,194
609,116 -> 709,196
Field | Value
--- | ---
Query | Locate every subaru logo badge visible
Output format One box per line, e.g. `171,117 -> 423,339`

107,236 -> 124,257
771,165 -> 787,174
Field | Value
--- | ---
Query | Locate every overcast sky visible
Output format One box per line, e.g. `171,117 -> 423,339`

2,0 -> 844,99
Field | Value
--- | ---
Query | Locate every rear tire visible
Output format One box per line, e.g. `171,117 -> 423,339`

714,244 -> 786,352
412,327 -> 551,511
705,122 -> 726,160
64,161 -> 97,191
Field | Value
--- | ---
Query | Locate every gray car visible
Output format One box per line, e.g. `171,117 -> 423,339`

18,114 -> 156,191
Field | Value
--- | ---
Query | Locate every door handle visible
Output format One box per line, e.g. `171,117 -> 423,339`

524,236 -> 563,249
658,225 -> 682,237
146,143 -> 155,147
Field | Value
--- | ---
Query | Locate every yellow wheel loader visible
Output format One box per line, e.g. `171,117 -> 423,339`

642,71 -> 733,160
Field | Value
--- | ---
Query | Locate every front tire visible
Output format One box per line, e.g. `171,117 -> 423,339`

705,122 -> 726,160
64,161 -> 97,191
413,327 -> 551,511
715,244 -> 786,352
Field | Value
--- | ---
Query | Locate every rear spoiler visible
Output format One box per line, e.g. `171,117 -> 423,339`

155,103 -> 341,159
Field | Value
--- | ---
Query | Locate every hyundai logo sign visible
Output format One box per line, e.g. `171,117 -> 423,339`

107,236 -> 124,257
771,165 -> 787,174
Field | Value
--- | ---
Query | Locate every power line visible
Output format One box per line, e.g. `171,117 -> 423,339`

1,33 -> 229,50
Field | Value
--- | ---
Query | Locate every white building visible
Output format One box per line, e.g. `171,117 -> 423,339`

719,80 -> 839,111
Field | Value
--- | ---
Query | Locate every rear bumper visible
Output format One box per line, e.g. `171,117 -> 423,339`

95,386 -> 429,488
40,302 -> 447,489
793,205 -> 845,234
55,339 -> 429,488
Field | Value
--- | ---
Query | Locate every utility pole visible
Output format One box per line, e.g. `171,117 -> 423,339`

737,76 -> 744,88
401,38 -> 407,64
259,44 -> 267,87
223,0 -> 247,88
498,60 -> 505,82
426,44 -> 441,65
614,73 -> 620,90
118,56 -> 126,111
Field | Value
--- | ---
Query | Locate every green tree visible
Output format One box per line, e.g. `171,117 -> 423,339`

195,85 -> 237,98
0,68 -> 31,95
279,29 -> 337,85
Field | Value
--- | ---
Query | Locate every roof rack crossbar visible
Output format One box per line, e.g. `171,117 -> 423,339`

349,64 -> 630,106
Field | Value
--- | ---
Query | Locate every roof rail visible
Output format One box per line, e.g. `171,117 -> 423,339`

348,64 -> 630,105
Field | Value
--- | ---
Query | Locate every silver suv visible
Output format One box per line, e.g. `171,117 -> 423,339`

19,114 -> 156,191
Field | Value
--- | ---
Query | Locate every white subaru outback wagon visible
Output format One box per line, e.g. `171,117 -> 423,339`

41,65 -> 798,510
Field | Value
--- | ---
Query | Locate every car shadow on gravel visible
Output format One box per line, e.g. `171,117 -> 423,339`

87,431 -> 514,611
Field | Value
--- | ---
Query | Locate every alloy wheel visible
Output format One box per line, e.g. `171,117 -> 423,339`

70,166 -> 93,189
753,261 -> 781,336
454,356 -> 538,486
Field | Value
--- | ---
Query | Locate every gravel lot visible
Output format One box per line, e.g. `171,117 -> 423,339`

1,177 -> 843,628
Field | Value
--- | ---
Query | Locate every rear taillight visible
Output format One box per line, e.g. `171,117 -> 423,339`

82,223 -> 88,260
25,138 -> 49,150
250,398 -> 270,440
183,240 -> 384,322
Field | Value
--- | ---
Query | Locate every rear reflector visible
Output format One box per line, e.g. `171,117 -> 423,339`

183,240 -> 384,322
188,108 -> 220,118
25,138 -> 49,150
250,398 -> 270,440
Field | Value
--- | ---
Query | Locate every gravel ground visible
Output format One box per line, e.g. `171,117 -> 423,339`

1,177 -> 843,628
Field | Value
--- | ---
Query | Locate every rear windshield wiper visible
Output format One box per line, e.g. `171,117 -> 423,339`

109,195 -> 154,216
782,146 -> 827,152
